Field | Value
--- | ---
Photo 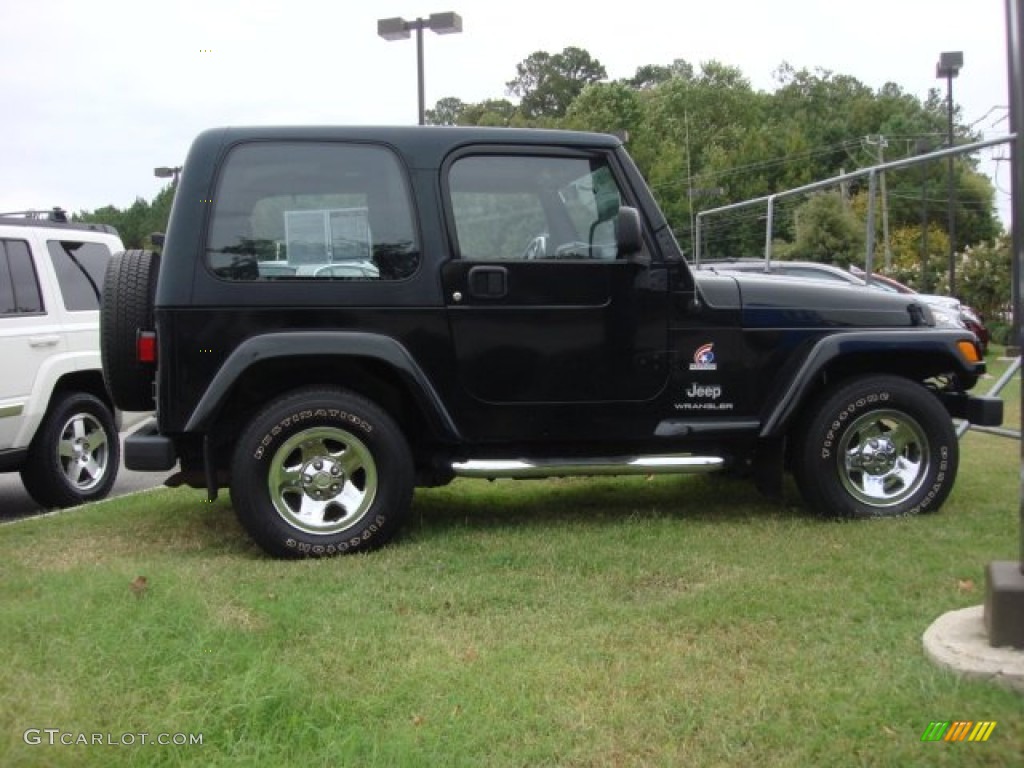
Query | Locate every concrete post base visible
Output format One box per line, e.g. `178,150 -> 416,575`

985,561 -> 1024,649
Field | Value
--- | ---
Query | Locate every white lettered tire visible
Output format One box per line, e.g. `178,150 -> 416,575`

794,375 -> 958,518
230,388 -> 413,557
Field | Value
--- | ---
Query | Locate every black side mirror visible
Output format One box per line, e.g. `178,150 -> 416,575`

615,206 -> 647,264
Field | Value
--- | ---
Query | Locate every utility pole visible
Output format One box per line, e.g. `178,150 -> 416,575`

864,135 -> 893,269
915,139 -> 931,291
684,110 -> 696,260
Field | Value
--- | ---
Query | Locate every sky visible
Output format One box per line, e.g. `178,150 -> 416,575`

0,0 -> 1015,222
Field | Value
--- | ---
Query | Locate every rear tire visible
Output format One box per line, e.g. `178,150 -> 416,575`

230,388 -> 413,557
21,393 -> 120,508
101,249 -> 158,411
794,375 -> 958,518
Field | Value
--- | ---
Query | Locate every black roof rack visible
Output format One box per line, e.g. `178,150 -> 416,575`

0,208 -> 119,236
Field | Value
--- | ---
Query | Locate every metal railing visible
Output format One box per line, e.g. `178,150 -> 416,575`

694,135 -> 1016,285
690,136 -> 1020,444
957,355 -> 1022,440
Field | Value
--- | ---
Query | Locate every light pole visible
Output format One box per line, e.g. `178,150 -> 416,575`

154,166 -> 182,187
935,51 -> 963,295
377,12 -> 463,126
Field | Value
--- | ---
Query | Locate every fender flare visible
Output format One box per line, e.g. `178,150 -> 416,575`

183,331 -> 461,440
758,330 -> 981,438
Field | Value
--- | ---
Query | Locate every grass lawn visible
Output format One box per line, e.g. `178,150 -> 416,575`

1,358 -> 1021,767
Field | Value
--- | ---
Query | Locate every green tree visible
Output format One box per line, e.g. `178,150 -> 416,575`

425,96 -> 467,126
463,99 -> 520,126
789,192 -> 864,264
75,184 -> 175,249
621,60 -> 693,90
505,47 -> 606,118
564,81 -> 643,137
627,61 -> 768,253
959,234 -> 1012,325
426,97 -> 520,126
882,223 -> 950,292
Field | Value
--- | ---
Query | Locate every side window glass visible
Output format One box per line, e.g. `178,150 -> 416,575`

448,155 -> 624,262
47,241 -> 111,311
0,239 -> 43,314
207,143 -> 419,281
788,267 -> 846,284
450,190 -> 546,260
0,244 -> 15,314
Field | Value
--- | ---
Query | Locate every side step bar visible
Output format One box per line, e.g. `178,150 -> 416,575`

452,455 -> 723,480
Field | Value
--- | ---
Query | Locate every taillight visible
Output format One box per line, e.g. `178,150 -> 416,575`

137,330 -> 157,363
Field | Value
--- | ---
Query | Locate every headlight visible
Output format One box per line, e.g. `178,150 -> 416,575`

931,306 -> 966,329
960,306 -> 982,325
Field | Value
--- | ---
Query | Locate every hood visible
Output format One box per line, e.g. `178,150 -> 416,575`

916,293 -> 961,309
695,272 -> 932,329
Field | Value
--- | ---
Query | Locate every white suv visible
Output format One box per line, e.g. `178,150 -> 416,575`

0,209 -> 124,507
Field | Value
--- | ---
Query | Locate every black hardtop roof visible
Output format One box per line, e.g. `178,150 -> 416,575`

190,125 -> 624,168
209,124 -> 622,147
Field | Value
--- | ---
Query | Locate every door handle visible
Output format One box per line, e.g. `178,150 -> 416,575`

29,335 -> 60,348
467,266 -> 508,299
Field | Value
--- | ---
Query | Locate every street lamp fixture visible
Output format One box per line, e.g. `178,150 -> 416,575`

154,166 -> 183,186
377,11 -> 463,126
935,51 -> 963,295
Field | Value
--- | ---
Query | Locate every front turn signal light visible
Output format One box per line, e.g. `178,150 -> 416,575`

957,339 -> 981,363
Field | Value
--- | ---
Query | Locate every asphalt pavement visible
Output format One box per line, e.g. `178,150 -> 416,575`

0,419 -> 174,524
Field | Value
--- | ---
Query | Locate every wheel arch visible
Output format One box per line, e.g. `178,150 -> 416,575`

13,368 -> 117,449
185,332 -> 461,468
51,369 -> 115,409
760,331 -> 982,439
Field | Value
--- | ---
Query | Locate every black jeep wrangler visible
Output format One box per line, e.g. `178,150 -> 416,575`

101,126 -> 1002,557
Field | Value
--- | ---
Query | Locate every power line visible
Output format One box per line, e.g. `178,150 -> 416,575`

888,193 -> 1000,209
647,138 -> 863,192
967,105 -> 1009,129
690,140 -> 863,181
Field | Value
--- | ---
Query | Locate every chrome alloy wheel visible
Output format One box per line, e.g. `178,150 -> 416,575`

267,427 -> 378,535
838,409 -> 930,508
57,412 -> 111,492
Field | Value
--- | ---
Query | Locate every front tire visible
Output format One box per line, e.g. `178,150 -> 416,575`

21,393 -> 121,508
230,388 -> 413,557
794,375 -> 958,518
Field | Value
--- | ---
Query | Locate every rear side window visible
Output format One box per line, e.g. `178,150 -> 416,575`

0,239 -> 44,315
207,142 -> 420,281
47,240 -> 112,311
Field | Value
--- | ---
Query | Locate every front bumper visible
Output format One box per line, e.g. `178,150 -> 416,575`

940,393 -> 1004,426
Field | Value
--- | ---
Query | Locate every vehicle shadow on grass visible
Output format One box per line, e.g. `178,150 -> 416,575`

171,475 -> 815,557
406,473 -> 816,540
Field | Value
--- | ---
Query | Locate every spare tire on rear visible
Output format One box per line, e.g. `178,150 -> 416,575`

101,249 -> 159,411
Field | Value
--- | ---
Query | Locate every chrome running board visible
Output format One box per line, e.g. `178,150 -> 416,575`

452,455 -> 723,480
